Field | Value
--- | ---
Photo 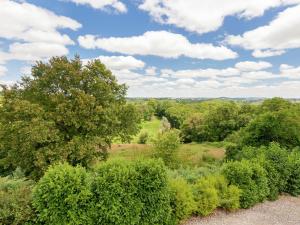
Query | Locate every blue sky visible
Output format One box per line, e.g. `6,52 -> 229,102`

1,0 -> 300,97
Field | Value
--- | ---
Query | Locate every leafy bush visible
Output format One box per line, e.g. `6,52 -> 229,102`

232,110 -> 300,149
286,150 -> 300,196
222,160 -> 269,208
138,131 -> 149,144
0,175 -> 34,225
32,163 -> 93,225
220,185 -> 241,211
169,177 -> 195,223
207,175 -> 241,211
192,178 -> 219,216
91,159 -> 142,225
191,175 -> 240,213
153,129 -> 181,167
233,143 -> 291,200
134,159 -> 172,225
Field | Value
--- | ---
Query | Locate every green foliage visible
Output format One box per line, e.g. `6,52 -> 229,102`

0,175 -> 34,225
260,97 -> 292,112
168,165 -> 219,184
164,105 -> 191,129
181,101 -> 253,143
222,160 -> 269,208
232,110 -> 300,149
221,185 -> 241,211
137,131 -> 149,144
181,113 -> 206,142
286,150 -> 300,196
169,177 -> 195,224
134,159 -> 172,225
154,129 -> 181,167
206,175 -> 241,211
0,56 -> 140,179
190,175 -> 240,214
192,177 -> 219,216
235,143 -> 290,199
32,163 -> 93,225
91,160 -> 142,225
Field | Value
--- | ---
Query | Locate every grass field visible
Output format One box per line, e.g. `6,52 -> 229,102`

132,117 -> 161,143
111,117 -> 225,167
109,143 -> 225,167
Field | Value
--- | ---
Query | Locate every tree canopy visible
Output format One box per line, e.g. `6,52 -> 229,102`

0,56 -> 140,178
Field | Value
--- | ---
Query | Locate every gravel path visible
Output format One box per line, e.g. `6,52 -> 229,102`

184,196 -> 300,225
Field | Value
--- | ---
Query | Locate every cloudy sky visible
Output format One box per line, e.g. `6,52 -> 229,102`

1,0 -> 300,98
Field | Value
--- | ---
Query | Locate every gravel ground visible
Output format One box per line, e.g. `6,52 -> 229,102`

184,196 -> 300,225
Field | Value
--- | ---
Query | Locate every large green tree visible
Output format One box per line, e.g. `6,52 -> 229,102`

0,56 -> 140,178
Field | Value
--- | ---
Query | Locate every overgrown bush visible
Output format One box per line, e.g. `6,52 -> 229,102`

134,159 -> 173,225
169,177 -> 195,223
207,175 -> 241,211
222,160 -> 269,208
191,175 -> 240,214
232,143 -> 291,200
0,174 -> 34,225
138,131 -> 149,144
32,163 -> 93,225
153,129 -> 181,167
286,150 -> 300,196
91,159 -> 142,225
192,177 -> 219,216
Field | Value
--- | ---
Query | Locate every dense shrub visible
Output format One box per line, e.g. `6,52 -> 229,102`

191,175 -> 240,214
231,110 -> 300,149
169,177 -> 195,223
138,131 -> 149,144
192,178 -> 219,216
91,159 -> 142,225
222,160 -> 269,208
0,175 -> 34,225
286,150 -> 300,196
134,159 -> 173,225
153,129 -> 181,167
220,185 -> 241,211
207,175 -> 241,211
232,143 -> 291,200
32,163 -> 93,225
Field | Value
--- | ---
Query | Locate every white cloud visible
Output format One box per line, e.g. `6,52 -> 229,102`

145,66 -> 157,76
78,31 -> 238,60
0,0 -> 81,44
252,49 -> 286,58
0,0 -> 81,62
280,64 -> 300,79
235,61 -> 272,71
7,42 -> 69,61
227,4 -> 300,57
85,55 -> 145,70
67,0 -> 127,13
139,0 -> 300,34
0,65 -> 7,76
160,67 -> 239,79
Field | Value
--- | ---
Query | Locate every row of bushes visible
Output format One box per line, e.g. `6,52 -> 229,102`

2,144 -> 300,225
223,143 -> 300,208
1,159 -> 241,225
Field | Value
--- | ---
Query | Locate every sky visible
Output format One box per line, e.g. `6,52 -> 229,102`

1,0 -> 300,98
